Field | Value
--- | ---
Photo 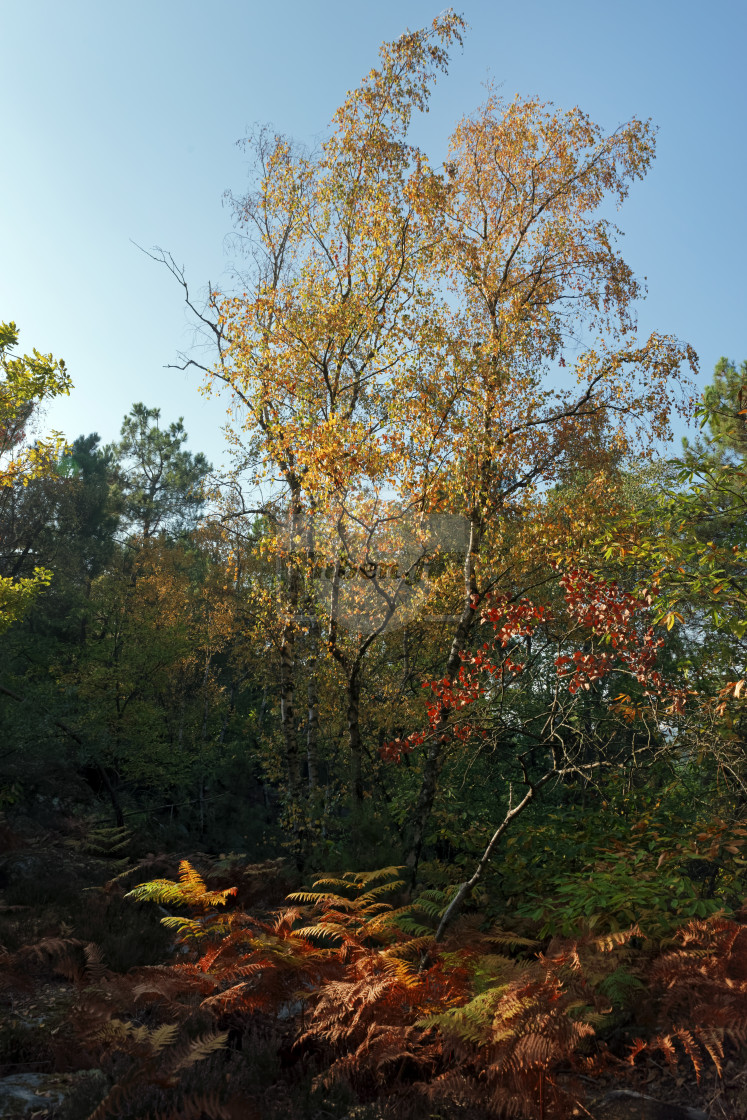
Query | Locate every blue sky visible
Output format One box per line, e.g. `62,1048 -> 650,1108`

2,0 -> 745,469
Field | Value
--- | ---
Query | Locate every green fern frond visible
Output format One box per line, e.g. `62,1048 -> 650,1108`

85,824 -> 132,857
411,899 -> 443,921
420,985 -> 509,1045
409,888 -> 458,922
393,915 -> 434,937
200,888 -> 238,908
361,911 -> 412,938
125,879 -> 189,907
414,887 -> 453,903
597,966 -> 645,1009
307,867 -> 404,893
471,954 -> 524,990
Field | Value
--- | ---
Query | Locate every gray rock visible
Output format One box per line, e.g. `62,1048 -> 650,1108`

0,1070 -> 106,1119
0,1073 -> 67,1116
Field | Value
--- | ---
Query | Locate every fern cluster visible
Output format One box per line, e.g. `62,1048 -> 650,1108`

85,1019 -> 228,1120
5,858 -> 746,1118
111,863 -> 630,1116
629,915 -> 747,1082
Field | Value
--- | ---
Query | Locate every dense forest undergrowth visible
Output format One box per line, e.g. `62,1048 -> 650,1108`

2,14 -> 747,1118
1,818 -> 747,1119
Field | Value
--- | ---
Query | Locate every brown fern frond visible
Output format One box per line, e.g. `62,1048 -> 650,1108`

645,913 -> 747,1061
196,922 -> 261,959
351,865 -> 405,883
271,906 -> 302,934
168,1029 -> 228,1072
540,944 -> 583,975
131,976 -> 200,1008
319,866 -> 404,891
303,876 -> 355,891
200,980 -> 261,1016
159,1092 -> 250,1120
84,941 -> 108,983
286,890 -> 357,909
18,935 -> 83,965
86,1079 -> 130,1120
93,1017 -> 179,1053
202,959 -> 273,989
292,920 -> 353,943
655,1032 -> 677,1066
414,1068 -> 479,1111
509,1030 -> 556,1069
148,1022 -> 182,1054
628,1036 -> 648,1063
484,927 -> 542,952
362,903 -> 424,934
357,879 -> 406,901
675,1027 -> 704,1081
699,1027 -> 724,1075
355,900 -> 395,919
381,935 -> 434,960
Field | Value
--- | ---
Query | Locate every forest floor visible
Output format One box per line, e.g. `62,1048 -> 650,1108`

1,803 -> 746,1120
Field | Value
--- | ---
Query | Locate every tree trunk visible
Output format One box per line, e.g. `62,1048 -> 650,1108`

405,518 -> 481,880
96,762 -> 125,830
347,671 -> 364,810
435,770 -> 552,942
305,620 -> 320,793
279,488 -> 303,801
279,627 -> 300,797
306,671 -> 320,793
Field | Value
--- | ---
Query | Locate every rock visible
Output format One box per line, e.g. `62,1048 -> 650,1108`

0,1073 -> 67,1117
0,1070 -> 106,1119
0,840 -> 105,904
591,1088 -> 708,1120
